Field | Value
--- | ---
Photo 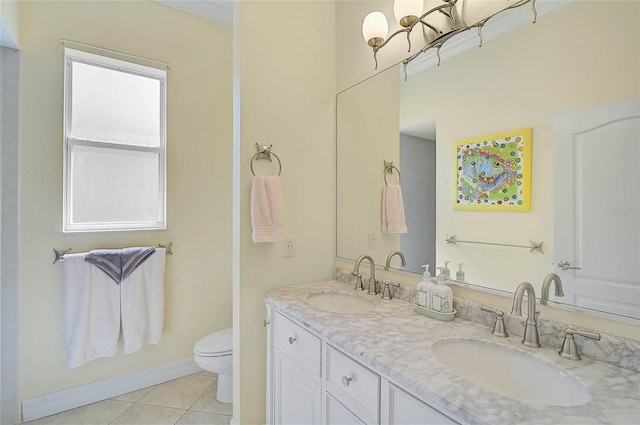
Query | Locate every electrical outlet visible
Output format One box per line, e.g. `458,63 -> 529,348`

284,237 -> 296,257
368,232 -> 377,249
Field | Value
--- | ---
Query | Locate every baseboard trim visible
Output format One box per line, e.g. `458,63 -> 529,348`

22,357 -> 200,422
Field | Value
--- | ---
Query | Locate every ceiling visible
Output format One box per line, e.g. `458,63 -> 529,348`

153,0 -> 233,28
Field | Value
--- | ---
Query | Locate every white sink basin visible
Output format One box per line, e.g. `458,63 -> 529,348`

431,339 -> 590,406
305,292 -> 375,315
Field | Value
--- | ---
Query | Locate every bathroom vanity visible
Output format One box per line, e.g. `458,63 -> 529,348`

264,279 -> 640,425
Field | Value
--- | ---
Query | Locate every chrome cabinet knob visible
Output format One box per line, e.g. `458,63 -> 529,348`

341,376 -> 352,387
288,336 -> 296,345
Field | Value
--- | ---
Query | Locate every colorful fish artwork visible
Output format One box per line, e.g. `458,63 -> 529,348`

454,128 -> 531,211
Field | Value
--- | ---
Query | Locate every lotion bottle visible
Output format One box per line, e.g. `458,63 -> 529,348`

416,264 -> 432,307
456,263 -> 465,281
442,261 -> 451,279
431,270 -> 453,313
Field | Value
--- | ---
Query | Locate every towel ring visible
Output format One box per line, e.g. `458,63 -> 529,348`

250,143 -> 282,176
383,160 -> 401,185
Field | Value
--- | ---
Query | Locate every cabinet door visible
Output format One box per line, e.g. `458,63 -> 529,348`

384,383 -> 458,425
326,394 -> 366,425
273,349 -> 322,425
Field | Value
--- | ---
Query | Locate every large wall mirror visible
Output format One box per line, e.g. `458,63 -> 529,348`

336,1 -> 639,323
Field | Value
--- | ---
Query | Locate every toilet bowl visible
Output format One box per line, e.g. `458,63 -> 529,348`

194,327 -> 233,403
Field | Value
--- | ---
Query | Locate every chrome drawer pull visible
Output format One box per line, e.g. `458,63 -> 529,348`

341,376 -> 352,387
288,336 -> 297,345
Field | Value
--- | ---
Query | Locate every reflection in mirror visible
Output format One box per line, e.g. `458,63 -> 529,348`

336,66 -> 436,275
336,1 -> 639,323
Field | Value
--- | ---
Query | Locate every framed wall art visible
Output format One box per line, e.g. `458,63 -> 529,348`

454,128 -> 532,211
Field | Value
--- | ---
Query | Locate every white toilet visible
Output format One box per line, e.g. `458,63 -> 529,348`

194,327 -> 233,403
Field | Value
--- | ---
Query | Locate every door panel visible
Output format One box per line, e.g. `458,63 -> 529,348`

554,97 -> 640,320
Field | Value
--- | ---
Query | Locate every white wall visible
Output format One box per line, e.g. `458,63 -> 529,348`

17,0 -> 232,408
233,1 -> 336,423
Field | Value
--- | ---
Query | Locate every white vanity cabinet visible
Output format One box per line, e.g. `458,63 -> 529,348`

270,310 -> 322,425
266,307 -> 459,425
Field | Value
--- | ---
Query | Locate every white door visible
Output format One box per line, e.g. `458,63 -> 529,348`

553,97 -> 640,320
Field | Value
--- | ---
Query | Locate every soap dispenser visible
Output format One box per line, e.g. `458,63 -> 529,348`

442,261 -> 451,279
431,270 -> 453,313
456,263 -> 465,281
416,264 -> 432,308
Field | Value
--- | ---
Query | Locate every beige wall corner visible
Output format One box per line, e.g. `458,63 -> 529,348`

233,1 -> 337,423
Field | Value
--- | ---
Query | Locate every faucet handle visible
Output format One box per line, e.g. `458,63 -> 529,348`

381,280 -> 400,300
480,305 -> 509,338
353,274 -> 365,291
559,327 -> 601,360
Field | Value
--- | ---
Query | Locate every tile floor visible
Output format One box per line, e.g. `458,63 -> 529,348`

23,372 -> 232,425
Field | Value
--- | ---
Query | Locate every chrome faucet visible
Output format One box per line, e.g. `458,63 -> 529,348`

540,273 -> 564,305
511,282 -> 541,348
352,255 -> 378,295
385,251 -> 407,270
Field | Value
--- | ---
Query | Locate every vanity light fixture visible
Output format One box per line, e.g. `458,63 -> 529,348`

362,0 -> 538,79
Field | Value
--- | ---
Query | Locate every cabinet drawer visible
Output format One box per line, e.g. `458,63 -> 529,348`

326,345 -> 380,424
274,312 -> 321,377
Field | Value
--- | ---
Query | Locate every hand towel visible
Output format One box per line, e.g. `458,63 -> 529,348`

251,175 -> 284,243
84,249 -> 121,284
120,248 -> 166,354
85,247 -> 156,284
63,253 -> 120,368
382,184 -> 408,234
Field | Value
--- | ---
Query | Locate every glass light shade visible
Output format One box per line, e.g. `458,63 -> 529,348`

362,11 -> 388,43
393,0 -> 423,22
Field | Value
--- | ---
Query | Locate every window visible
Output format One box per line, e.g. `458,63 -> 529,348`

63,48 -> 166,232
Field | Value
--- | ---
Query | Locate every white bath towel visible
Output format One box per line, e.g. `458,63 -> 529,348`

120,248 -> 166,354
63,253 -> 120,368
251,175 -> 284,243
382,184 -> 408,234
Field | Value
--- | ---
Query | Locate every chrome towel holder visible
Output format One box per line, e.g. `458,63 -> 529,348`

383,160 -> 401,185
251,143 -> 282,176
53,242 -> 174,264
446,235 -> 543,253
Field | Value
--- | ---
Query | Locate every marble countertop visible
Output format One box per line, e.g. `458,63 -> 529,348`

264,279 -> 640,425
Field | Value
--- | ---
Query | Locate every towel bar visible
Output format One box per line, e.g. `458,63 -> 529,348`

446,235 -> 543,253
53,242 -> 174,264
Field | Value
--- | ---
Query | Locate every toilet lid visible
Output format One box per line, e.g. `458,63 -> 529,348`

194,328 -> 232,356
